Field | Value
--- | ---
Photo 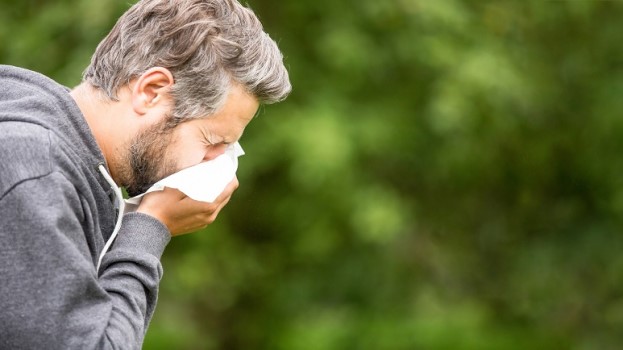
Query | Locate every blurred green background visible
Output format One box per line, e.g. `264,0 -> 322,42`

2,0 -> 623,349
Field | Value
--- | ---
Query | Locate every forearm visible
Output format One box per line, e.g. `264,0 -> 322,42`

97,212 -> 171,345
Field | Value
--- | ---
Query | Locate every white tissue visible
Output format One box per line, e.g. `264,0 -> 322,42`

125,142 -> 244,205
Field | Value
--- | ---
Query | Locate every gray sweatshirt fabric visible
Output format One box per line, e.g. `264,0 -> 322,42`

0,65 -> 171,349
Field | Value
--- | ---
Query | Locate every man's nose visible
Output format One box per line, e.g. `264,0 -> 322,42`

203,143 -> 228,162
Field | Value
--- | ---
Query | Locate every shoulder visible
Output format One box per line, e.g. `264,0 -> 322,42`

0,65 -> 63,93
0,121 -> 52,197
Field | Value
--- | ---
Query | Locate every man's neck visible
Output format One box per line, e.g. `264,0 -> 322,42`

70,83 -> 125,184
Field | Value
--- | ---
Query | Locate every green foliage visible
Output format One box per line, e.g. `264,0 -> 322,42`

2,0 -> 623,348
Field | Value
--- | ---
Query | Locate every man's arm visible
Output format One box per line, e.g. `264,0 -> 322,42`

0,171 -> 169,349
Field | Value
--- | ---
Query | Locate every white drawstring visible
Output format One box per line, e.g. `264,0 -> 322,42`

96,164 -> 126,273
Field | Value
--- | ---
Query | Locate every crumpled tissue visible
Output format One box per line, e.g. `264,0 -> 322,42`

125,142 -> 244,207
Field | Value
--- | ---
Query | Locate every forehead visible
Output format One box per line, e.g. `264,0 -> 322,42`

215,84 -> 260,122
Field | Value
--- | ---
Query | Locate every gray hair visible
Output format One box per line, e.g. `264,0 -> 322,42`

83,0 -> 291,120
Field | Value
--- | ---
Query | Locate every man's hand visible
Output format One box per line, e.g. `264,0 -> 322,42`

136,177 -> 239,236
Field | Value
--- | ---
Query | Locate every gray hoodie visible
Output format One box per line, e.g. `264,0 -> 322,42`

0,65 -> 171,349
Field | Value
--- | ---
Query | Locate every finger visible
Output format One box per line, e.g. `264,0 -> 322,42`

207,192 -> 233,222
214,176 -> 239,203
204,178 -> 237,220
163,186 -> 190,200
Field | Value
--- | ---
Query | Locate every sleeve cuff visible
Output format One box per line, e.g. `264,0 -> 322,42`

112,212 -> 171,259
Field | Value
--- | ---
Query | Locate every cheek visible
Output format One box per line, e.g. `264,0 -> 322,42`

173,143 -> 227,169
166,126 -> 208,170
166,139 -> 207,170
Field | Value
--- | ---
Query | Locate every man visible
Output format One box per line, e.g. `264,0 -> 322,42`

0,0 -> 290,348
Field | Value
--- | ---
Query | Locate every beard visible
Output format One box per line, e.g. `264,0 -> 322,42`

120,118 -> 179,197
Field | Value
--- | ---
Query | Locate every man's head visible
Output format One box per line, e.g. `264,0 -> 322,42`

120,82 -> 259,197
79,0 -> 291,195
84,0 -> 290,123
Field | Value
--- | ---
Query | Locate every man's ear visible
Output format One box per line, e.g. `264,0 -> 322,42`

131,67 -> 174,115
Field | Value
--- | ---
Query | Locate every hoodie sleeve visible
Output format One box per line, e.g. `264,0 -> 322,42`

0,171 -> 170,350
